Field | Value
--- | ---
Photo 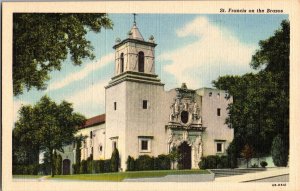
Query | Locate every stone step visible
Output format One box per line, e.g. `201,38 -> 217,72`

210,168 -> 267,177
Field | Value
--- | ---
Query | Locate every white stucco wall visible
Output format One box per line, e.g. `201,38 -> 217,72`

77,124 -> 106,161
105,82 -> 127,169
196,88 -> 234,156
125,81 -> 169,160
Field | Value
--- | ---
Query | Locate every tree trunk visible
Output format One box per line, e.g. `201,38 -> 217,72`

50,150 -> 55,177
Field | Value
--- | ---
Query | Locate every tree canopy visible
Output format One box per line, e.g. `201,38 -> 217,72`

213,20 -> 289,162
13,96 -> 86,176
13,13 -> 113,96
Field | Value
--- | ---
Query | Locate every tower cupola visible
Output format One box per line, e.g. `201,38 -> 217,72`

112,14 -> 157,76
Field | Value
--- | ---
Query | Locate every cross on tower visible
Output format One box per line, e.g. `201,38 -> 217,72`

133,13 -> 137,25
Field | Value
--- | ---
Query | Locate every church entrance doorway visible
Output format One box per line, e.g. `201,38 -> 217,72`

62,159 -> 71,175
178,141 -> 191,169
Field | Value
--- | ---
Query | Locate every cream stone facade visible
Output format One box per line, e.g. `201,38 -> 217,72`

60,21 -> 233,174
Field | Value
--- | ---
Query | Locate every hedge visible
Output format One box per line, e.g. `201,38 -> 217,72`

199,155 -> 231,169
126,156 -> 135,171
73,159 -> 111,174
126,154 -> 171,171
80,160 -> 88,174
12,164 -> 40,175
135,155 -> 154,171
154,154 -> 171,170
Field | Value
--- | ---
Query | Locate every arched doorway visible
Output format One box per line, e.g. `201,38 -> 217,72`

62,159 -> 71,175
178,141 -> 191,169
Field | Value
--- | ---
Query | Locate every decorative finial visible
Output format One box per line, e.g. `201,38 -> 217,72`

181,83 -> 187,89
149,35 -> 155,42
115,37 -> 121,44
133,13 -> 137,25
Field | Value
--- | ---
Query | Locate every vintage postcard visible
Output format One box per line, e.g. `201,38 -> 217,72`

2,1 -> 300,191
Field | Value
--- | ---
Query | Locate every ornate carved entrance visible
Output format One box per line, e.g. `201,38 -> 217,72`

166,84 -> 206,169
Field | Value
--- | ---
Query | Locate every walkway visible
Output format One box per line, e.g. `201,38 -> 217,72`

214,168 -> 289,182
123,173 -> 214,182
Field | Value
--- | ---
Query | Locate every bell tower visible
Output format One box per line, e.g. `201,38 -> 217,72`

105,15 -> 165,171
112,16 -> 156,76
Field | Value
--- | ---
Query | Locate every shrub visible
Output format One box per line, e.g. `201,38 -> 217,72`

260,161 -> 268,168
80,160 -> 88,174
12,164 -> 40,175
87,160 -> 93,174
110,148 -> 120,172
103,159 -> 111,173
154,154 -> 171,170
271,134 -> 289,167
250,163 -> 259,168
92,160 -> 100,173
199,155 -> 220,169
72,163 -> 80,174
135,155 -> 154,171
218,155 -> 229,169
98,160 -> 105,173
126,156 -> 135,171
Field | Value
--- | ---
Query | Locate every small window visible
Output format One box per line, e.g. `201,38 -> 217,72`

99,144 -> 103,153
143,100 -> 148,109
90,131 -> 93,139
120,53 -> 124,73
209,92 -> 212,97
217,143 -> 222,152
139,138 -> 151,152
141,140 -> 148,150
181,111 -> 189,124
217,108 -> 221,116
114,102 -> 117,110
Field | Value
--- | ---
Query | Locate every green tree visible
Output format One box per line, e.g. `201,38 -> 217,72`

13,13 -> 113,96
240,144 -> 254,168
14,96 -> 86,177
226,140 -> 238,168
213,20 -> 289,160
271,134 -> 289,167
110,148 -> 120,172
55,153 -> 62,175
169,147 -> 179,170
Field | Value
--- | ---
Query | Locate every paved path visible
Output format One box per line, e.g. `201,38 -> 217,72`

248,175 -> 289,182
214,168 -> 289,183
123,173 -> 214,182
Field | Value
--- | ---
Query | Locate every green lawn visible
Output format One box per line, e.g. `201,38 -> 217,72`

51,169 -> 209,181
13,175 -> 45,179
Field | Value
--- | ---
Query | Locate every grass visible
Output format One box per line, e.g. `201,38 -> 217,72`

51,169 -> 209,182
13,175 -> 45,179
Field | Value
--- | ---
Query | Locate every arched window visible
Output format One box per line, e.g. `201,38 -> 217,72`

138,51 -> 144,73
120,53 -> 124,73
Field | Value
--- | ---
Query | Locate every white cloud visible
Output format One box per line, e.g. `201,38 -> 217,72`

159,16 -> 256,90
48,53 -> 114,91
66,79 -> 108,118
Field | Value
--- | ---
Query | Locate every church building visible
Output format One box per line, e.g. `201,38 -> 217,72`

59,19 -> 234,174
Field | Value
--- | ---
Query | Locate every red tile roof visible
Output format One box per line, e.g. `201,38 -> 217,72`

79,114 -> 105,129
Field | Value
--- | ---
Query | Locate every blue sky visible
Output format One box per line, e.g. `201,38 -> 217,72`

13,14 -> 288,121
